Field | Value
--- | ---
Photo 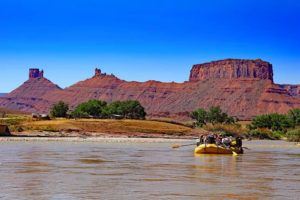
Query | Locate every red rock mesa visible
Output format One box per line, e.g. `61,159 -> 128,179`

0,59 -> 299,120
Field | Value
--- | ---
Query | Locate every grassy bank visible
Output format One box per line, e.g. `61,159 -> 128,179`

0,114 -> 202,138
23,119 -> 192,134
1,112 -> 299,141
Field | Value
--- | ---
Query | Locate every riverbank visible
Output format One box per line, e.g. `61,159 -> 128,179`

1,117 -> 208,139
2,115 -> 298,141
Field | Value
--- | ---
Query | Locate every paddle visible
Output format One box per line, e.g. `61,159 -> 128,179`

172,143 -> 195,149
232,147 -> 250,156
231,150 -> 238,156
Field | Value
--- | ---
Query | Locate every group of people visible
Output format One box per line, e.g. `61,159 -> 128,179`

196,134 -> 243,149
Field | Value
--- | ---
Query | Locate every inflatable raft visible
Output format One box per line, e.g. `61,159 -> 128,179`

194,144 -> 243,155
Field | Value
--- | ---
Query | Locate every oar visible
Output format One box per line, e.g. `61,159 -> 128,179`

232,150 -> 238,156
172,143 -> 195,149
232,147 -> 249,156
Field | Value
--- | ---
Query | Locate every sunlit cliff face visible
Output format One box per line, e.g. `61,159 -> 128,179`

0,59 -> 299,120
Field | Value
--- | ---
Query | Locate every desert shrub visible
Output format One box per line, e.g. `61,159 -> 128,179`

0,116 -> 30,132
246,129 -> 285,140
50,101 -> 69,118
271,130 -> 285,140
286,129 -> 300,142
247,129 -> 273,139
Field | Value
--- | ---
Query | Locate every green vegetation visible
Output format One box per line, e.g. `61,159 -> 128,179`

249,113 -> 293,131
191,108 -> 207,127
2,100 -> 299,142
203,123 -> 247,137
0,115 -> 30,132
103,100 -> 146,119
191,106 -> 236,127
288,108 -> 300,127
71,100 -> 107,118
50,101 -> 69,118
286,129 -> 300,142
247,109 -> 300,140
190,107 -> 300,141
68,99 -> 146,119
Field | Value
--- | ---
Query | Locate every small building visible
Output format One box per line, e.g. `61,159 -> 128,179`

31,113 -> 50,120
0,125 -> 11,136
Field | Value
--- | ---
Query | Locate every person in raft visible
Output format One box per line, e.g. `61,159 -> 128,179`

196,134 -> 243,149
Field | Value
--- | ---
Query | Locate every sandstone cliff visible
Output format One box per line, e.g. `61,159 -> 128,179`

189,59 -> 273,82
0,59 -> 299,120
279,84 -> 300,98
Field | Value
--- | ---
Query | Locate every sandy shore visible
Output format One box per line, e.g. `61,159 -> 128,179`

0,136 -> 191,143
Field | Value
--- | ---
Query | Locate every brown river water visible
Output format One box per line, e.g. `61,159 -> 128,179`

0,140 -> 299,200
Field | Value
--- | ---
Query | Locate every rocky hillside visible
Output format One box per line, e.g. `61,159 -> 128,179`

0,60 -> 299,120
280,84 -> 300,98
0,70 -> 61,112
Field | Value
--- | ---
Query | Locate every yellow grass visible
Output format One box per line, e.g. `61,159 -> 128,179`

22,119 -> 192,135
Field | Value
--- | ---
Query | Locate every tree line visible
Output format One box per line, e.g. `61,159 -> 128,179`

50,100 -> 146,120
51,100 -> 299,141
191,106 -> 236,127
248,109 -> 300,141
191,106 -> 300,142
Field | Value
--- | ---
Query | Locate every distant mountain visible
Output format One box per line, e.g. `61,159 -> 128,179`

0,69 -> 61,112
0,59 -> 299,120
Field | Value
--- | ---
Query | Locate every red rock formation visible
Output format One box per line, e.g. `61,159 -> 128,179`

94,68 -> 101,77
0,59 -> 299,120
29,68 -> 44,79
189,59 -> 273,82
280,84 -> 300,98
0,69 -> 61,112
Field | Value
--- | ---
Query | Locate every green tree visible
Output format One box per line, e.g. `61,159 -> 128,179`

191,106 -> 235,127
225,116 -> 236,124
251,113 -> 293,131
208,106 -> 227,124
50,101 -> 69,118
103,101 -> 125,117
288,108 -> 300,127
122,100 -> 147,119
191,108 -> 207,127
72,100 -> 107,118
105,100 -> 146,119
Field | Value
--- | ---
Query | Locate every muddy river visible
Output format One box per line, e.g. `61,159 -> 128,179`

0,140 -> 299,199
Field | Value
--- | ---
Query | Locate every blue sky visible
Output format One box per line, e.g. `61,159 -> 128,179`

0,0 -> 299,92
